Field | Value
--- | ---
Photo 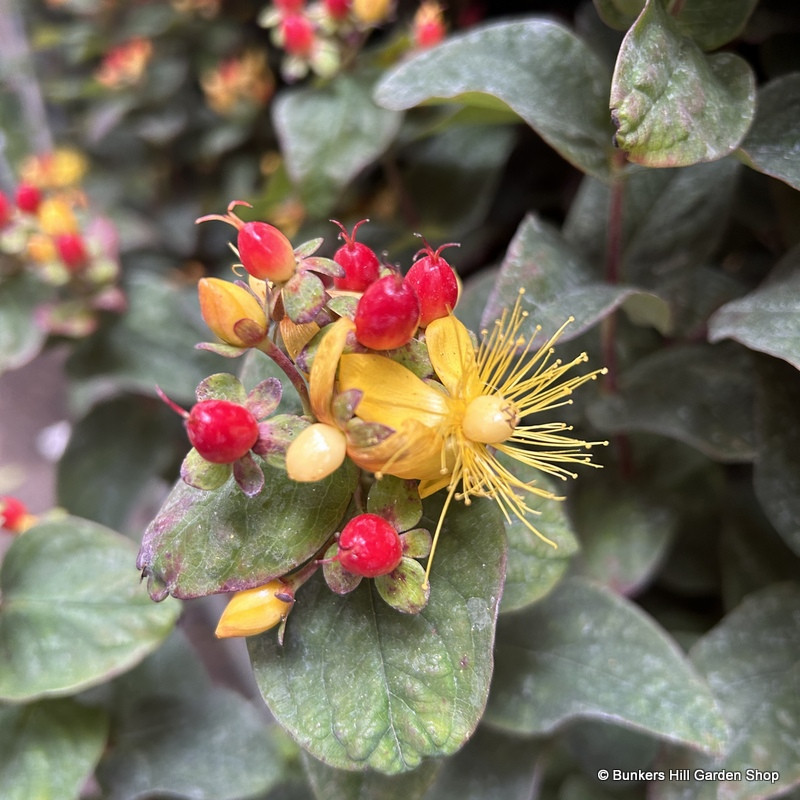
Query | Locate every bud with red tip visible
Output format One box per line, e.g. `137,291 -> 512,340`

238,220 -> 297,282
404,239 -> 459,326
354,273 -> 420,350
331,219 -> 380,292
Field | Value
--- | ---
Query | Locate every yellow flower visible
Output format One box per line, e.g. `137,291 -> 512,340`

336,291 -> 606,582
215,580 -> 293,638
198,277 -> 268,347
38,196 -> 79,236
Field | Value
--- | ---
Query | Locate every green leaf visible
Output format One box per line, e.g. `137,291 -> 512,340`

0,272 -> 49,374
570,476 -> 677,595
138,459 -> 357,600
97,631 -> 293,800
421,725 -> 543,800
655,584 -> 800,800
752,358 -> 800,557
737,73 -> 800,190
486,576 -> 728,753
57,395 -> 184,531
0,517 -> 180,702
66,269 -> 219,409
248,497 -> 506,774
374,19 -> 615,179
273,71 -> 402,216
708,244 -> 800,371
483,214 -> 671,344
499,462 -> 579,614
597,0 -> 759,50
0,699 -> 108,800
564,159 -> 741,291
610,0 -> 756,166
303,753 -> 439,800
587,342 -> 757,462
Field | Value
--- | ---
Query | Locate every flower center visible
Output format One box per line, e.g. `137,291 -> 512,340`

461,394 -> 518,445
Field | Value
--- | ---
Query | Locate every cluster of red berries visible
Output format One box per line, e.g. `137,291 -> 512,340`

0,185 -> 88,272
332,220 -> 459,350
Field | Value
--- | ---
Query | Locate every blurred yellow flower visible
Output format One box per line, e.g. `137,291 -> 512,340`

20,149 -> 88,189
37,196 -> 79,236
201,50 -> 274,116
95,37 -> 153,89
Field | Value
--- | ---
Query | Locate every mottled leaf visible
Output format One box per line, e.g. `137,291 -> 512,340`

248,497 -> 506,774
595,0 -> 758,50
499,462 -> 579,614
610,0 -> 756,166
97,631 -> 292,800
487,577 -> 728,753
708,244 -> 800,370
57,394 -> 184,531
753,358 -> 800,556
374,19 -> 615,179
0,699 -> 108,800
303,752 -> 439,800
0,517 -> 180,701
654,584 -> 800,800
483,214 -> 671,345
570,476 -> 677,595
564,159 -> 741,290
0,271 -> 48,374
737,72 -> 800,190
587,342 -> 757,462
138,459 -> 357,599
274,71 -> 402,216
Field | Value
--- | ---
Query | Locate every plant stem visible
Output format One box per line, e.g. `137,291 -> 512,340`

601,151 -> 633,477
256,337 -> 314,417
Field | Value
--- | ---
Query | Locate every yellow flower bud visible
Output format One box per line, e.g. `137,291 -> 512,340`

352,0 -> 393,25
215,580 -> 293,638
38,197 -> 78,236
285,423 -> 347,482
198,277 -> 267,347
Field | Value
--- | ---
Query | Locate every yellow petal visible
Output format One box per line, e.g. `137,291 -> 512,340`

309,317 -> 355,423
280,317 -> 319,363
348,418 -> 448,481
339,353 -> 450,430
425,315 -> 481,398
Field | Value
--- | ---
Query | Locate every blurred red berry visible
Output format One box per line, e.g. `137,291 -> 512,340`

331,219 -> 381,292
15,183 -> 42,214
281,13 -> 315,57
1,496 -> 29,533
55,232 -> 89,271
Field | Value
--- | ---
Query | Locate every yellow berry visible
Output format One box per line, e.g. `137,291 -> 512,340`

285,423 -> 347,481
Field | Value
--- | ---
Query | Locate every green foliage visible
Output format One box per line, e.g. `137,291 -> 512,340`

2,0 -> 799,798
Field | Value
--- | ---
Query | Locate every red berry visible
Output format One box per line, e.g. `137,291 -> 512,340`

1,496 -> 28,533
0,191 -> 11,228
324,0 -> 351,19
404,242 -> 459,326
275,0 -> 306,12
331,219 -> 380,292
237,221 -> 296,282
186,400 -> 259,463
55,232 -> 89,271
337,513 -> 402,577
281,13 -> 315,57
15,183 -> 42,214
355,273 -> 420,350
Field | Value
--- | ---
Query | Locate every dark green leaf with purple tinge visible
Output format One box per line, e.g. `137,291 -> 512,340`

137,458 -> 358,600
